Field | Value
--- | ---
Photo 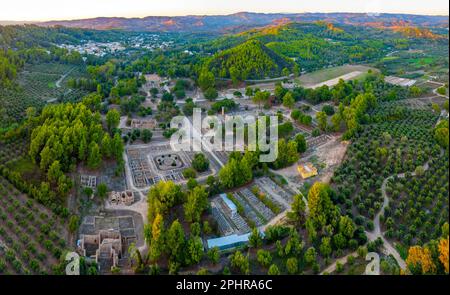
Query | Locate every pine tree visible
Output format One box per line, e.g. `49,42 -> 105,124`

87,142 -> 101,169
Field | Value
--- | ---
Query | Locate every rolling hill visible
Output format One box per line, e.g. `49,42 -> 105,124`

205,39 -> 295,80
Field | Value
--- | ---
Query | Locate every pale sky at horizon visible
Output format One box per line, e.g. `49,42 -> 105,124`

0,0 -> 448,22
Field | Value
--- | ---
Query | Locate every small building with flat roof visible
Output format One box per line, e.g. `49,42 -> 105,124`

297,162 -> 318,179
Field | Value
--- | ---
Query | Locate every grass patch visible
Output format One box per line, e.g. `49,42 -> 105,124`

382,56 -> 400,62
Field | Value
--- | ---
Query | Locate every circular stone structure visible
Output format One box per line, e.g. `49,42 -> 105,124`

154,154 -> 184,171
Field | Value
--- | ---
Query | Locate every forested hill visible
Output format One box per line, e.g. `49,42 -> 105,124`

34,12 -> 449,33
199,22 -> 415,75
205,39 -> 294,81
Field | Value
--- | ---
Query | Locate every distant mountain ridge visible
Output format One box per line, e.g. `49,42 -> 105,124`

34,12 -> 449,33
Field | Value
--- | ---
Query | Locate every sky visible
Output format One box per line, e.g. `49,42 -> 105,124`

0,0 -> 448,21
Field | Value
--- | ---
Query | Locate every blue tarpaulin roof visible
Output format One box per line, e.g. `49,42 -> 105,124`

220,193 -> 237,212
206,230 -> 265,250
206,233 -> 251,250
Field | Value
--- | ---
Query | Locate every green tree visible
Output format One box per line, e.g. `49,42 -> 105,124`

272,139 -> 299,169
39,146 -> 53,171
268,264 -> 280,275
184,186 -> 208,223
207,247 -> 220,264
294,133 -> 307,153
230,251 -> 250,274
101,133 -> 112,158
128,243 -> 144,272
149,213 -> 165,262
192,153 -> 210,172
106,109 -> 120,131
437,86 -> 447,96
434,124 -> 449,148
339,216 -> 355,239
150,88 -> 159,98
148,181 -> 183,222
187,178 -> 198,190
229,66 -> 240,85
282,92 -> 295,109
322,105 -> 335,116
443,101 -> 449,112
245,87 -> 253,97
47,161 -> 63,184
256,249 -> 272,268
68,215 -> 80,233
288,194 -> 306,225
182,168 -> 197,179
97,183 -> 108,199
142,129 -> 153,143
307,182 -> 335,230
204,88 -> 218,100
316,111 -> 328,131
87,142 -> 101,169
112,133 -> 124,161
249,228 -> 263,248
252,91 -> 270,109
304,247 -> 317,266
198,69 -> 215,91
432,103 -> 441,113
186,237 -> 204,265
286,257 -> 298,274
333,233 -> 347,250
182,100 -> 196,116
166,220 -> 185,263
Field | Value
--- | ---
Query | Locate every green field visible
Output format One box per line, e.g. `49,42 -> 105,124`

296,64 -> 378,88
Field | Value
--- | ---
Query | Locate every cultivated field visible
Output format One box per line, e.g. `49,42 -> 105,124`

0,177 -> 69,274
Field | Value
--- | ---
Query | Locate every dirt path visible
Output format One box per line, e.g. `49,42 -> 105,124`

55,67 -> 74,88
428,80 -> 449,99
320,251 -> 358,274
369,146 -> 444,271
